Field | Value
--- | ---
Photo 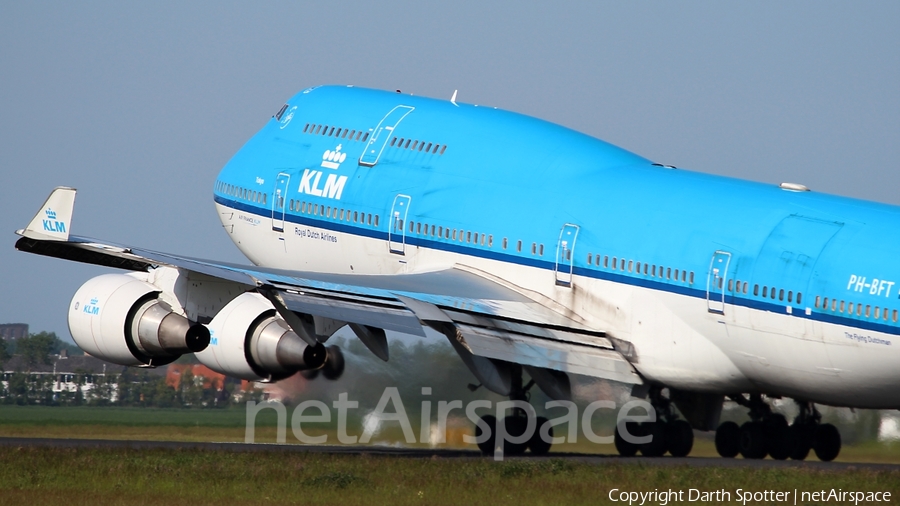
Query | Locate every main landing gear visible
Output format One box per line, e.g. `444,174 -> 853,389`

614,386 -> 694,458
714,395 -> 841,461
474,365 -> 553,457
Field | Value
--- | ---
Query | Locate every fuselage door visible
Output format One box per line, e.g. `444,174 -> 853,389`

388,194 -> 412,254
359,105 -> 414,167
707,250 -> 732,314
555,224 -> 580,286
272,172 -> 290,232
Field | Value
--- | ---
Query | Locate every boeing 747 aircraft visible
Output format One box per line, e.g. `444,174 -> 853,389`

16,85 -> 900,461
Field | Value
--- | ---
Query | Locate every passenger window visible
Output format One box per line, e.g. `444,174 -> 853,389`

419,142 -> 425,152
770,287 -> 776,299
409,221 -> 414,233
531,243 -> 536,255
728,279 -> 733,291
353,211 -> 358,222
452,229 -> 457,241
779,289 -> 784,301
315,125 -> 322,134
628,260 -> 633,272
329,127 -> 335,136
433,144 -> 440,154
636,261 -> 641,273
874,307 -> 879,319
412,141 -> 419,150
368,214 -> 373,226
796,292 -> 802,305
440,146 -> 447,155
645,264 -> 650,276
303,124 -> 310,133
362,132 -> 370,142
816,296 -> 821,308
342,129 -> 349,139
857,304 -> 863,316
430,225 -> 435,236
605,256 -> 610,268
426,143 -> 432,152
621,259 -> 626,271
487,235 -> 492,247
894,309 -> 898,322
762,286 -> 767,297
788,291 -> 793,303
517,240 -> 522,252
466,231 -> 471,243
666,267 -> 671,280
613,257 -> 617,269
539,244 -> 544,256
588,253 -> 593,264
391,137 -> 398,147
404,139 -> 411,148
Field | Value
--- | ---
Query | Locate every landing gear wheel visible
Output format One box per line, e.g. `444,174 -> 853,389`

475,415 -> 497,455
528,416 -> 552,455
739,421 -> 767,459
502,416 -> 529,456
789,424 -> 814,461
639,421 -> 668,457
814,423 -> 841,462
322,346 -> 345,380
615,421 -> 640,457
765,414 -> 792,461
715,421 -> 740,458
666,420 -> 694,457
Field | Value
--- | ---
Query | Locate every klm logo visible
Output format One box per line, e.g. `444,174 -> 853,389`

298,145 -> 348,200
42,208 -> 66,233
83,297 -> 100,316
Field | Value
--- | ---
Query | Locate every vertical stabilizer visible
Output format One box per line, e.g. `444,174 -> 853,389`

17,187 -> 77,241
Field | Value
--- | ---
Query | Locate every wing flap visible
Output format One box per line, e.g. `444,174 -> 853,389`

456,323 -> 642,384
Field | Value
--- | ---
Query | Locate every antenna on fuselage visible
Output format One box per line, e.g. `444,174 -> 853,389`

450,89 -> 458,107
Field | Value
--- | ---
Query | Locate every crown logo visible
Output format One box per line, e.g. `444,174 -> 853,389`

89,298 -> 98,305
321,144 -> 347,170
45,208 -> 57,220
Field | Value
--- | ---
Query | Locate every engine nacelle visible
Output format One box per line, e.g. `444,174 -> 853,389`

197,292 -> 327,381
68,273 -> 211,366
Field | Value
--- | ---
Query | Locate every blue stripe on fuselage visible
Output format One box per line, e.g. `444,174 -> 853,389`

216,194 -> 900,337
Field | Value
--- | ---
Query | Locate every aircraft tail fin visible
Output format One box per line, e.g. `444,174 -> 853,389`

17,187 -> 77,241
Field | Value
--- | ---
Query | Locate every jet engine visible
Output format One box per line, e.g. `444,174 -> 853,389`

68,273 -> 210,367
196,292 -> 329,381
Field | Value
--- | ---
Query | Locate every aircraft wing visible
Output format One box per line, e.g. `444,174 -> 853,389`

16,187 -> 642,386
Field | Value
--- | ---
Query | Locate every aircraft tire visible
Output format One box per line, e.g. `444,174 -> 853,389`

739,421 -> 767,459
528,416 -> 553,455
714,421 -> 740,458
475,415 -> 497,455
765,414 -> 792,461
666,419 -> 694,457
639,421 -> 668,457
615,421 -> 640,457
502,415 -> 529,456
813,423 -> 841,462
789,423 -> 814,460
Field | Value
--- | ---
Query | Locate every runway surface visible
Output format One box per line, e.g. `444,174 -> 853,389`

1,437 -> 897,471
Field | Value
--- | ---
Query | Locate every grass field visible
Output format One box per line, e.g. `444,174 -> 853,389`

1,446 -> 900,506
3,406 -> 900,504
3,405 -> 900,462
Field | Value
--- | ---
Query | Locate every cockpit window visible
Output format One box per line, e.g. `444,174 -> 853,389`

274,104 -> 289,121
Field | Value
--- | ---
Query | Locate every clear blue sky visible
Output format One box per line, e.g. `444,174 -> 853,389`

2,2 -> 898,341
